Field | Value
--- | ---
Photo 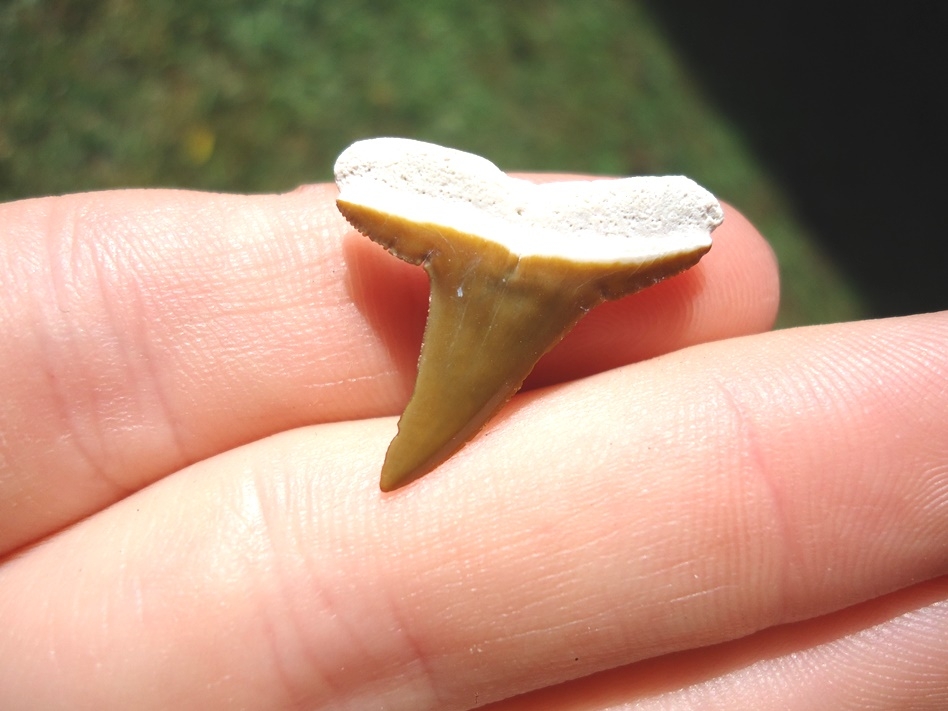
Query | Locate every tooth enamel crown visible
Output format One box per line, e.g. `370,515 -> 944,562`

334,137 -> 724,491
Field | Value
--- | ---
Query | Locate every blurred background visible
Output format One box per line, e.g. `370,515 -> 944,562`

1,0 -> 943,326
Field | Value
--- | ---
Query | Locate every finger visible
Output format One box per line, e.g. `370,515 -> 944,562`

0,188 -> 776,554
1,313 -> 944,709
490,578 -> 948,710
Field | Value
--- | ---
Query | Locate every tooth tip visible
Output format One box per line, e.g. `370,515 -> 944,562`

379,432 -> 453,492
378,460 -> 427,492
379,461 -> 405,492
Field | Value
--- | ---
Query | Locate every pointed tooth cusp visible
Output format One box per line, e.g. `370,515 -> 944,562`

334,138 -> 723,491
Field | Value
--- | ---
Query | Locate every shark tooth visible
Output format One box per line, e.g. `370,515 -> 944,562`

335,138 -> 724,491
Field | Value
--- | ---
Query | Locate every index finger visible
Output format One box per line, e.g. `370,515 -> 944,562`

0,185 -> 777,554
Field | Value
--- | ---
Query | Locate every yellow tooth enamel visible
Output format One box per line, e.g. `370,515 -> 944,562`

334,138 -> 723,491
336,201 -> 711,491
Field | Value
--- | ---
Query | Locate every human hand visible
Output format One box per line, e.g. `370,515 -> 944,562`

0,186 -> 945,709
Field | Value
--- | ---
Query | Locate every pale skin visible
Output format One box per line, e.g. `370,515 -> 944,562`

0,182 -> 946,710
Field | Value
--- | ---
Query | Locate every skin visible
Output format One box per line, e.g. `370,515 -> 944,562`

0,183 -> 946,710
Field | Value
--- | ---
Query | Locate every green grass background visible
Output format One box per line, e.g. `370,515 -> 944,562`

0,0 -> 863,326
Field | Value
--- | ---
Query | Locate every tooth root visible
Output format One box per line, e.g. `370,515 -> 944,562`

379,244 -> 592,491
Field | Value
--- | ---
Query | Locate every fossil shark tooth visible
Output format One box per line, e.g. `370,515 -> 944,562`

334,138 -> 724,492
